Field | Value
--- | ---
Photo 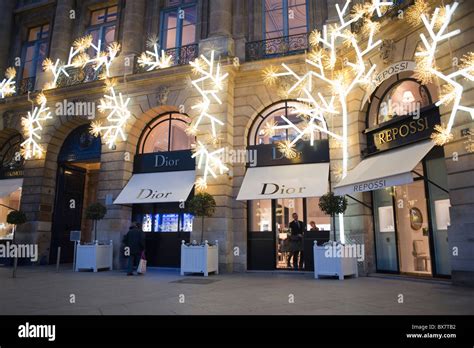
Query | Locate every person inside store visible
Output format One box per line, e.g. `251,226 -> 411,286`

309,221 -> 320,231
123,222 -> 146,276
288,213 -> 304,270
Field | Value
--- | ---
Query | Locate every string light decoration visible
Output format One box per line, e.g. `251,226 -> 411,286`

42,35 -> 120,89
431,124 -> 454,146
188,51 -> 229,190
20,93 -> 52,159
90,80 -> 131,149
191,141 -> 228,188
137,38 -> 172,71
0,67 -> 16,99
264,0 -> 393,243
415,1 -> 474,145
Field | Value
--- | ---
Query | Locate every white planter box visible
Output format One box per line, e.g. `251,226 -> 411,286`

75,240 -> 113,272
180,240 -> 219,277
313,242 -> 358,280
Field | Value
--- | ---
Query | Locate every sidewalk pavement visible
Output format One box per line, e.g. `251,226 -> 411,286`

1,266 -> 473,315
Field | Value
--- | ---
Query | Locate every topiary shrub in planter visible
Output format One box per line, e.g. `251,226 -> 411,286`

318,192 -> 348,241
181,192 -> 218,276
7,210 -> 27,241
7,210 -> 27,226
85,202 -> 107,242
187,192 -> 216,244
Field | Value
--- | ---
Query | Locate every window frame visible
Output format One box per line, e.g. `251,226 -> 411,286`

159,0 -> 198,51
86,5 -> 119,51
248,100 -> 328,146
20,24 -> 50,82
262,0 -> 309,40
138,112 -> 195,154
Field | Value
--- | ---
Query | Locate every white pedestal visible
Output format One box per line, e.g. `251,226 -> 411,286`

180,240 -> 219,277
75,240 -> 113,272
313,242 -> 358,280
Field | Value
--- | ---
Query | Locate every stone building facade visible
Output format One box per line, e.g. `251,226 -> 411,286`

0,0 -> 472,286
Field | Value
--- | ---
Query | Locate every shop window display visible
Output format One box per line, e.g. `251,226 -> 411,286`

0,187 -> 22,240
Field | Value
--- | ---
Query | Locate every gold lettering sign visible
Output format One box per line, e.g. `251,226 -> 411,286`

375,117 -> 429,145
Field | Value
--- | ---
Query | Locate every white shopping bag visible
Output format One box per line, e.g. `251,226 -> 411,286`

137,254 -> 147,274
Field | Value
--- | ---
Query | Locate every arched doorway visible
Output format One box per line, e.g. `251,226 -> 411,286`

242,100 -> 331,271
50,124 -> 101,263
0,133 -> 24,241
130,112 -> 195,267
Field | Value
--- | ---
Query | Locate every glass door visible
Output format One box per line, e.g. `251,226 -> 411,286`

425,156 -> 451,276
373,188 -> 398,272
395,180 -> 432,275
275,198 -> 304,269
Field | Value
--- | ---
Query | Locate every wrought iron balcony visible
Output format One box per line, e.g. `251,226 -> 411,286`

135,43 -> 199,74
245,33 -> 309,62
17,77 -> 36,95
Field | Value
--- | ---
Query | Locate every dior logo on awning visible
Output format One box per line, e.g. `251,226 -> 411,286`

136,189 -> 172,200
154,154 -> 180,168
260,183 -> 306,196
272,147 -> 301,160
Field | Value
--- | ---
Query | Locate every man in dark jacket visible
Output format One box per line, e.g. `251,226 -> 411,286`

124,222 -> 145,276
288,213 -> 304,270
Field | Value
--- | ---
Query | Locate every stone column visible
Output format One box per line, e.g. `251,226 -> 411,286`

200,0 -> 234,57
112,0 -> 146,76
232,0 -> 247,61
49,0 -> 75,61
37,0 -> 75,90
0,0 -> 15,74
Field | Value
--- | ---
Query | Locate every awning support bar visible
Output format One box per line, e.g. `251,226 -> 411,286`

346,194 -> 373,211
412,170 -> 449,194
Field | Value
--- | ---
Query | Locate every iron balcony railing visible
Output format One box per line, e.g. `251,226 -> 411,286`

245,33 -> 309,62
135,43 -> 199,73
17,77 -> 36,95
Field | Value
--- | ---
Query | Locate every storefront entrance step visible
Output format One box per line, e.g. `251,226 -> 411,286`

246,270 -> 312,275
368,273 -> 451,285
170,278 -> 221,285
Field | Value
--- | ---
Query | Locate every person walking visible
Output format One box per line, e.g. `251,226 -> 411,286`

123,222 -> 145,276
288,213 -> 304,270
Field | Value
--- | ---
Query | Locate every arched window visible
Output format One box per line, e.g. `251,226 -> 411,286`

0,133 -> 24,176
138,113 -> 194,153
368,79 -> 432,126
248,100 -> 328,146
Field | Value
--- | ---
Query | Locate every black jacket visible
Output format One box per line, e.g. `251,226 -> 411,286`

124,227 -> 145,254
289,220 -> 304,236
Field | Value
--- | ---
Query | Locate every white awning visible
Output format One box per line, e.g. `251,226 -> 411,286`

114,171 -> 195,204
0,178 -> 23,197
237,163 -> 329,200
334,140 -> 435,196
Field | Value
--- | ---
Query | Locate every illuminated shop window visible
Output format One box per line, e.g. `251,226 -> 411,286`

138,113 -> 194,154
377,80 -> 431,124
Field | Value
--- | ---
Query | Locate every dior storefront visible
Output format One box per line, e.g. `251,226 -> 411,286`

114,112 -> 196,267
